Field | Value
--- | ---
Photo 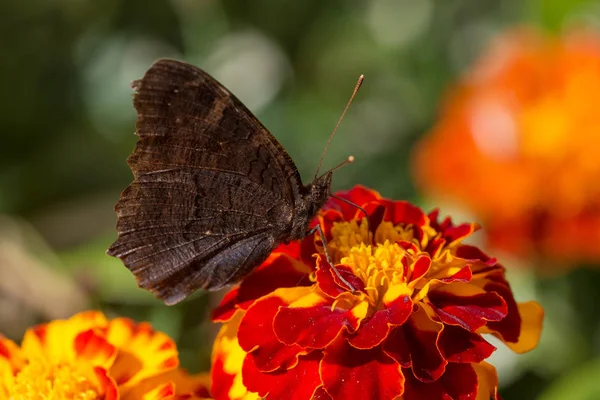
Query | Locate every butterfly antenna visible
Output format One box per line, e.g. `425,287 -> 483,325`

329,193 -> 369,219
314,75 -> 364,181
320,155 -> 354,177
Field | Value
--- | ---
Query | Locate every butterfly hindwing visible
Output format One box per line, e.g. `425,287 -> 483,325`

108,59 -> 303,304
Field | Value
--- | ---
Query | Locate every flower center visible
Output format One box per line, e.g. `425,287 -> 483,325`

325,219 -> 421,306
9,358 -> 100,400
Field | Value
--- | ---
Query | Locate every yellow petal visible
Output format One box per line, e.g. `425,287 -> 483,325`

473,362 -> 499,400
502,301 -> 544,353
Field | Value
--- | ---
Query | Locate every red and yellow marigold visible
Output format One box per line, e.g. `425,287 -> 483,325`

0,311 -> 211,399
413,27 -> 600,264
210,186 -> 544,400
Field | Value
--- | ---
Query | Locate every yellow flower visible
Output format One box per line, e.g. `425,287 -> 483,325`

0,311 -> 210,399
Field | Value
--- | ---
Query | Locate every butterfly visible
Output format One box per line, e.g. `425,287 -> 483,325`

108,59 -> 361,305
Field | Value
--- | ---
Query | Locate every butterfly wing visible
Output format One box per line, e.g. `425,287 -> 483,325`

108,59 -> 304,305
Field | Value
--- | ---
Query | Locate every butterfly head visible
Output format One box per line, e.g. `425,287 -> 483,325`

308,171 -> 333,217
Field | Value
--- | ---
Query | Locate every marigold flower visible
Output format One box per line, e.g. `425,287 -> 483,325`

210,186 -> 543,400
0,311 -> 211,399
413,28 -> 600,264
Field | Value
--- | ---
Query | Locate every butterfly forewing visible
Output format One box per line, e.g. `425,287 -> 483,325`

108,59 -> 305,305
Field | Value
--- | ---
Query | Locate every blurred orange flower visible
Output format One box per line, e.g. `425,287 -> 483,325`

0,311 -> 211,399
210,186 -> 543,400
413,28 -> 600,264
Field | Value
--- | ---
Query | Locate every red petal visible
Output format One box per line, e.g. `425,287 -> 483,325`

274,302 -> 361,349
211,289 -> 240,323
317,209 -> 344,243
382,327 -> 410,368
438,325 -> 496,363
94,367 -> 118,400
442,223 -> 479,245
212,254 -> 312,322
366,204 -> 386,237
386,200 -> 428,227
427,290 -> 507,332
30,324 -> 47,343
238,297 -> 304,372
274,240 -> 302,258
300,228 -> 320,266
484,280 -> 521,343
211,356 -> 235,400
349,295 -> 413,349
312,386 -> 333,400
438,266 -> 472,284
409,255 -> 432,283
428,209 -> 441,225
73,329 -> 115,367
325,186 -> 381,220
455,245 -> 497,265
470,263 -> 504,277
242,351 -> 323,400
0,342 -> 8,359
403,363 -> 478,400
383,308 -> 446,382
316,260 -> 365,296
321,340 -> 404,400
426,237 -> 446,258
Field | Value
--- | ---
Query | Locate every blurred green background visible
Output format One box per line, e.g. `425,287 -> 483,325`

2,0 -> 600,398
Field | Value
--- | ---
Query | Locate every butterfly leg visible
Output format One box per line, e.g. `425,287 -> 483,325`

308,224 -> 356,293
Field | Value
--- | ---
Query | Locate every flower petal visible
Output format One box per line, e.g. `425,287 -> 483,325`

324,185 -> 381,220
321,339 -> 404,400
402,363 -> 478,400
455,245 -> 497,266
242,351 -> 323,400
316,259 -> 365,295
212,252 -> 312,322
107,318 -> 179,386
494,301 -> 544,354
238,295 -> 306,372
274,295 -> 366,349
473,362 -> 500,400
438,325 -> 496,363
123,369 -> 212,400
0,335 -> 22,371
74,329 -> 117,369
483,280 -> 521,343
383,306 -> 446,382
212,313 -> 258,400
385,200 -> 428,227
427,289 -> 507,332
140,382 -> 176,400
348,288 -> 413,349
408,255 -> 432,284
21,310 -> 108,364
95,366 -> 119,400
312,386 -> 333,400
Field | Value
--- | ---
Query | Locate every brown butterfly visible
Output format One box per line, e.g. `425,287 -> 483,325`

108,59 -> 361,305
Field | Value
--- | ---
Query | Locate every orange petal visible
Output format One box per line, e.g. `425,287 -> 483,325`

107,318 -> 179,387
122,369 -> 211,400
74,329 -> 117,369
0,336 -> 22,397
0,335 -> 23,371
473,362 -> 499,400
95,366 -> 119,400
21,311 -> 108,364
141,382 -> 176,400
500,301 -> 544,353
212,312 -> 259,400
